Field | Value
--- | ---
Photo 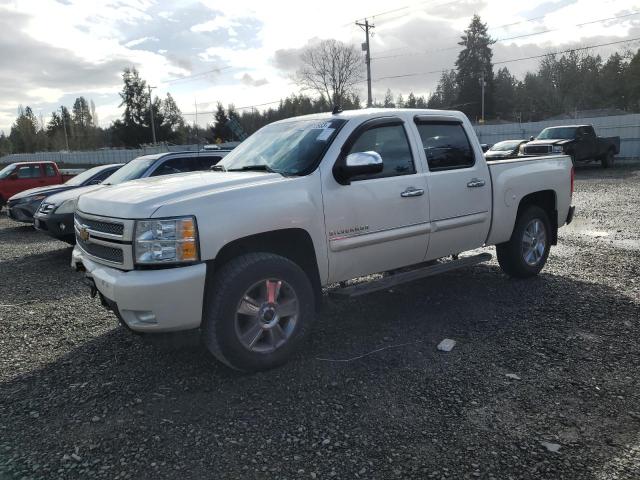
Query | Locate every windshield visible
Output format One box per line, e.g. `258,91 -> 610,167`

65,166 -> 105,186
537,127 -> 577,140
0,164 -> 15,179
489,140 -> 522,152
102,156 -> 156,185
218,118 -> 347,175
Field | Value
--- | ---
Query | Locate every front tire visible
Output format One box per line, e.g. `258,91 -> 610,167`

202,253 -> 315,371
497,206 -> 551,278
601,149 -> 615,169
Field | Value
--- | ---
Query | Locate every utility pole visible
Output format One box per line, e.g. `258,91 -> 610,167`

60,106 -> 69,151
148,85 -> 157,144
356,19 -> 374,107
480,72 -> 486,123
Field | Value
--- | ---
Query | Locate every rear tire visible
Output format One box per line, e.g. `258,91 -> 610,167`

601,149 -> 615,168
497,206 -> 551,278
202,253 -> 315,372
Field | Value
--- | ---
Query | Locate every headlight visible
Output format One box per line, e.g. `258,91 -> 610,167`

54,198 -> 77,214
134,216 -> 199,265
552,145 -> 563,153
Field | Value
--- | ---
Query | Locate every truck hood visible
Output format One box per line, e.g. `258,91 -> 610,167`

77,171 -> 284,218
528,139 -> 574,146
45,184 -> 104,206
9,184 -> 71,201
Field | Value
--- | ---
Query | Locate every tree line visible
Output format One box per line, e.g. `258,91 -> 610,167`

2,14 -> 640,155
425,14 -> 640,122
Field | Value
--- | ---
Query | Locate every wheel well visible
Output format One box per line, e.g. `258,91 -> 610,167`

211,229 -> 322,309
517,190 -> 558,245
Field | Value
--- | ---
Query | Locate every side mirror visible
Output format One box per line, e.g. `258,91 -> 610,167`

89,179 -> 102,185
529,136 -> 535,141
334,151 -> 383,185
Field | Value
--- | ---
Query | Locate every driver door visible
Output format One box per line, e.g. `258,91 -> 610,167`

322,117 -> 430,283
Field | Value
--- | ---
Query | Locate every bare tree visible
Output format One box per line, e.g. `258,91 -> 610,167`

296,39 -> 364,106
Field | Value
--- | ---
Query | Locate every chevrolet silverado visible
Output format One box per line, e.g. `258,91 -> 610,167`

71,109 -> 575,371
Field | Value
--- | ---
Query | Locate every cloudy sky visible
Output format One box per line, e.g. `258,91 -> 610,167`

1,0 -> 639,132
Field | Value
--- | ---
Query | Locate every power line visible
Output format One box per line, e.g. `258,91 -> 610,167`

371,36 -> 640,83
162,66 -> 233,85
372,11 -> 640,61
181,99 -> 283,116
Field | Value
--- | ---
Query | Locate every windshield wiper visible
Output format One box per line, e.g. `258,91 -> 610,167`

227,164 -> 279,174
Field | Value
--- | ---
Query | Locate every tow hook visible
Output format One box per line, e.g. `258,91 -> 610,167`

82,277 -> 98,298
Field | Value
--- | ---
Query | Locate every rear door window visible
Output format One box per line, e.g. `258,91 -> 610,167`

44,164 -> 57,177
17,165 -> 42,178
415,122 -> 475,171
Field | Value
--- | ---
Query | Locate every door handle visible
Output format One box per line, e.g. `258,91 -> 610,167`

467,178 -> 486,188
401,187 -> 424,198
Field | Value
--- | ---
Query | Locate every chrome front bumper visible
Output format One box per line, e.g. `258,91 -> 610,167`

72,247 -> 207,332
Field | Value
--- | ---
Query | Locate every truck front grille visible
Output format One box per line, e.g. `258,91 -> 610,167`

77,237 -> 124,264
524,145 -> 551,155
75,213 -> 124,236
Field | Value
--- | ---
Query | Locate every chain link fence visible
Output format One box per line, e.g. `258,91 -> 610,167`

0,143 -> 202,166
2,113 -> 639,165
474,113 -> 640,159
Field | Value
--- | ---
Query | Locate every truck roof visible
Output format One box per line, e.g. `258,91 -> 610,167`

272,108 -> 468,124
543,124 -> 592,128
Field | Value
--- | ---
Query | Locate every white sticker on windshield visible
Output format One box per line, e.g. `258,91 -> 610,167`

316,128 -> 335,141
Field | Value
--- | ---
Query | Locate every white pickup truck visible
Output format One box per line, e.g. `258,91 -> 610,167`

72,108 -> 575,371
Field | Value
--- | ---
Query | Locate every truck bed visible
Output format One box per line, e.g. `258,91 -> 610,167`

486,154 -> 573,246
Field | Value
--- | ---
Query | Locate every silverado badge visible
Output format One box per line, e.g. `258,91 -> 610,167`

79,226 -> 90,242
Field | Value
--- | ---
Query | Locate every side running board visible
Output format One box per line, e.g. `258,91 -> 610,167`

331,252 -> 492,298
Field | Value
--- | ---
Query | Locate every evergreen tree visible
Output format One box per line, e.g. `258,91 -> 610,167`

212,103 -> 230,142
383,89 -> 395,108
0,131 -> 12,156
9,106 -> 38,153
493,67 -> 517,120
118,67 -> 150,146
455,15 -> 494,120
405,92 -> 417,108
428,70 -> 458,109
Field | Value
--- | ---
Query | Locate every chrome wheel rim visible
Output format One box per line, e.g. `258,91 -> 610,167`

522,219 -> 547,266
234,279 -> 299,353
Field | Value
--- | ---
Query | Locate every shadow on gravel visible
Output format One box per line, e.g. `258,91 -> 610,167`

0,224 -> 49,244
0,245 -> 79,304
2,263 -> 639,479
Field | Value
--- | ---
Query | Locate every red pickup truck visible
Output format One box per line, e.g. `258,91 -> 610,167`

0,161 -> 75,212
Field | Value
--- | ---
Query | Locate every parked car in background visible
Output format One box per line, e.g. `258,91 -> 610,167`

484,139 -> 528,161
71,108 -> 574,371
6,163 -> 123,223
0,161 -> 76,213
35,150 -> 230,243
521,125 -> 620,167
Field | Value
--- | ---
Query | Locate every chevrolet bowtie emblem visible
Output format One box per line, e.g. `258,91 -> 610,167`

79,226 -> 90,242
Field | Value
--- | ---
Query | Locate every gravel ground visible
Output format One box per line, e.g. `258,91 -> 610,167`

1,162 -> 639,480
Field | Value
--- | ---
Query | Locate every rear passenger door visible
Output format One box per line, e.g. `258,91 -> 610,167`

413,116 -> 491,260
576,126 -> 596,161
43,164 -> 59,186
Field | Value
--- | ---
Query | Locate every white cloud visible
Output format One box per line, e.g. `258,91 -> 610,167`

1,0 -> 639,133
